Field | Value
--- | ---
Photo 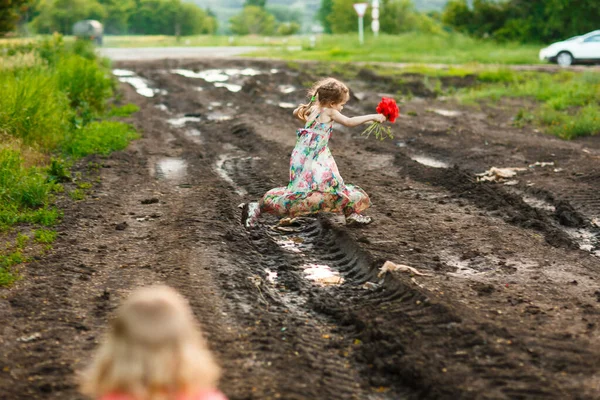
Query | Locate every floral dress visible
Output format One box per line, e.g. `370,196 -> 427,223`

260,110 -> 371,217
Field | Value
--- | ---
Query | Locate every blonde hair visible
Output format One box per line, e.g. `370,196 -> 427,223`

294,77 -> 350,122
80,285 -> 221,400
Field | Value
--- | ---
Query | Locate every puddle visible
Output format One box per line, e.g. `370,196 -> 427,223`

171,69 -> 228,82
430,109 -> 462,117
194,87 -> 204,92
271,236 -> 303,254
155,158 -> 187,181
521,195 -> 556,212
172,68 -> 261,82
564,228 -> 600,257
265,268 -> 278,283
207,113 -> 233,122
279,85 -> 296,94
167,116 -> 201,127
411,155 -> 449,168
214,82 -> 242,92
215,155 -> 248,196
278,102 -> 296,109
112,69 -> 135,77
185,129 -> 202,144
302,264 -> 344,286
155,104 -> 169,112
117,76 -> 160,97
270,69 -> 279,74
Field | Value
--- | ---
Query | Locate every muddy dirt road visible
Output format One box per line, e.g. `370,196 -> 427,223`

1,59 -> 599,400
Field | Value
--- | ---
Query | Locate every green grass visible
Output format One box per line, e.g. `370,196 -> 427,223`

250,32 -> 541,65
459,70 -> 600,139
0,36 -> 140,285
100,34 -> 304,48
108,103 -> 140,117
63,121 -> 140,158
33,229 -> 57,244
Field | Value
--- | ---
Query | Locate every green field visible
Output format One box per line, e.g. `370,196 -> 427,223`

252,33 -> 542,65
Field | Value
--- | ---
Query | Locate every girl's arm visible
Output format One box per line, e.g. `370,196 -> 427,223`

328,109 -> 386,127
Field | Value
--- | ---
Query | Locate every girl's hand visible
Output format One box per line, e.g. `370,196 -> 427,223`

375,114 -> 387,123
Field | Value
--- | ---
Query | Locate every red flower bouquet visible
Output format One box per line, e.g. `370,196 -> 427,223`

362,97 -> 399,140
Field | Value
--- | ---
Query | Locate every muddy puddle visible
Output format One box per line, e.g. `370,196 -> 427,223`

113,69 -> 165,97
167,116 -> 201,127
154,157 -> 187,181
410,154 -> 450,168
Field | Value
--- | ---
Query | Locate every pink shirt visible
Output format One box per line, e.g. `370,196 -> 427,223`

100,390 -> 227,400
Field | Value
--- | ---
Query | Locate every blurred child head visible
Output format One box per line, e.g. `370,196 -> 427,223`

295,77 -> 350,121
80,285 -> 220,400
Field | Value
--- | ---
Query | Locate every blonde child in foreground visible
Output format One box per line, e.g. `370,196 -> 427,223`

80,285 -> 227,400
242,77 -> 385,227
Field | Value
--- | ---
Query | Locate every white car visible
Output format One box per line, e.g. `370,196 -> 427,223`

539,30 -> 600,67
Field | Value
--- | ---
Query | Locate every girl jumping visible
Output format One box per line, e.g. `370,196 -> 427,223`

242,77 -> 385,227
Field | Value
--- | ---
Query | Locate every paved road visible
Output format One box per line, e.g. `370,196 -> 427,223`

98,46 -> 258,61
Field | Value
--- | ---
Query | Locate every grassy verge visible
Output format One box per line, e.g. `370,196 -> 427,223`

458,70 -> 600,139
250,33 -> 541,65
0,35 -> 140,286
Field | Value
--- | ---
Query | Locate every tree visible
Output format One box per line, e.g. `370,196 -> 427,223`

32,0 -> 106,34
380,0 -> 418,34
318,0 -> 333,33
229,5 -> 275,35
267,4 -> 302,25
244,0 -> 266,8
126,0 -> 215,35
0,0 -> 29,35
277,21 -> 300,36
442,0 -> 600,42
329,0 -> 371,34
97,0 -> 134,34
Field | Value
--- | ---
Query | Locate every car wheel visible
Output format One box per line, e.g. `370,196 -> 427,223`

556,52 -> 574,67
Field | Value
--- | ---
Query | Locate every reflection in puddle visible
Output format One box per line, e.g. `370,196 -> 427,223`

185,129 -> 202,144
411,155 -> 449,168
215,155 -> 248,196
302,264 -> 344,285
521,195 -> 556,212
117,76 -> 157,97
113,69 -> 164,97
112,69 -> 135,77
279,85 -> 296,94
564,228 -> 600,257
279,102 -> 296,109
214,82 -> 242,92
167,116 -> 201,127
272,237 -> 303,254
430,109 -> 462,117
171,68 -> 261,82
207,113 -> 233,122
171,69 -> 228,82
155,158 -> 187,181
265,268 -> 278,283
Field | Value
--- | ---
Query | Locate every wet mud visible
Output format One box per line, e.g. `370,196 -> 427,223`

1,58 -> 599,400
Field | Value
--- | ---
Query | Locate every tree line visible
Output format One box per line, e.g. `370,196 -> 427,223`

442,0 -> 600,43
1,0 -> 217,36
317,0 -> 600,42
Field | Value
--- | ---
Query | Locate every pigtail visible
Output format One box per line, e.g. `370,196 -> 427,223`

294,92 -> 317,122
